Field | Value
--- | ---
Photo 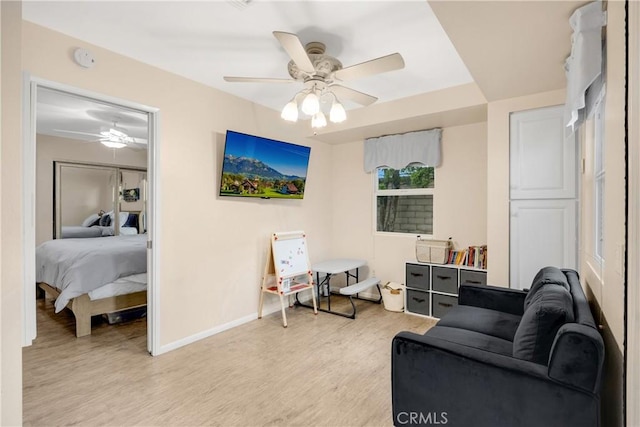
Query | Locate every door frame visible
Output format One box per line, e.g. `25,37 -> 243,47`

626,1 -> 640,423
22,75 -> 162,355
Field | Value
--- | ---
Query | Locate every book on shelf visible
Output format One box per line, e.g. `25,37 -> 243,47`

466,245 -> 487,270
448,245 -> 488,269
447,249 -> 468,266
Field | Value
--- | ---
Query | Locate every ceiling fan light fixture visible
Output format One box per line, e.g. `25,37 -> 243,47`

301,90 -> 320,116
311,111 -> 327,129
281,100 -> 299,122
109,128 -> 128,138
329,100 -> 347,123
101,139 -> 127,149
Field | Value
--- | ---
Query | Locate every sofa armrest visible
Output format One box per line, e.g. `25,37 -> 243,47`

548,323 -> 605,393
458,284 -> 527,315
392,331 -> 600,427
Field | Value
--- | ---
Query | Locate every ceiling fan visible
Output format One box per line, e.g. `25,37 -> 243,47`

54,122 -> 146,149
224,31 -> 405,127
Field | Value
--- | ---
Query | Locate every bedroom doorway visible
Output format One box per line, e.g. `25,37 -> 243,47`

22,78 -> 160,355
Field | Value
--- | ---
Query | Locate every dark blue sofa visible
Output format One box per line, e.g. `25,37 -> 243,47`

391,267 -> 604,427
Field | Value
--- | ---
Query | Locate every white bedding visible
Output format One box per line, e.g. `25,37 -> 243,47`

61,225 -> 137,238
88,273 -> 147,300
93,225 -> 139,236
36,235 -> 147,312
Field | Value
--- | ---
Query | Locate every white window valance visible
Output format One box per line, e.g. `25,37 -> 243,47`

363,128 -> 442,173
564,1 -> 606,133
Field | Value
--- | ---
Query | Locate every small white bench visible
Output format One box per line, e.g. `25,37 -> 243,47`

339,277 -> 381,296
337,277 -> 382,319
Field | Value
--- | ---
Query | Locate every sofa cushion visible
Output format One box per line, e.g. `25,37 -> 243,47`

436,306 -> 522,342
524,266 -> 570,310
513,285 -> 575,365
425,326 -> 513,357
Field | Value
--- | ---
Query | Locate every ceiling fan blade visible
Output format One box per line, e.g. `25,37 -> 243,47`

53,129 -> 102,137
330,85 -> 378,106
273,31 -> 315,74
334,53 -> 405,81
224,76 -> 295,83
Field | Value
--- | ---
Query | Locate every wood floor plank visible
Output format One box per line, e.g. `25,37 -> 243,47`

23,295 -> 435,426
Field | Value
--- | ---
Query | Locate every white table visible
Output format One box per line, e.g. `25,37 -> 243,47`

297,258 -> 378,318
313,258 -> 366,277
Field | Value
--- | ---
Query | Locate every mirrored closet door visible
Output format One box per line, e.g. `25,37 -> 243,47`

54,161 -> 147,239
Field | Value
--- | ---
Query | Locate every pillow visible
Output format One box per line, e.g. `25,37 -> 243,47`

108,211 -> 129,226
120,211 -> 129,225
513,285 -> 575,365
123,213 -> 139,229
525,267 -> 570,310
81,213 -> 100,227
88,217 -> 101,227
99,214 -> 111,226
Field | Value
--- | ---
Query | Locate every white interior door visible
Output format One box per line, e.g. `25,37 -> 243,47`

510,200 -> 577,289
510,105 -> 576,200
509,105 -> 578,289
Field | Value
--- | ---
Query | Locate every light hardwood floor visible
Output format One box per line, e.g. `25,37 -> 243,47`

23,295 -> 435,426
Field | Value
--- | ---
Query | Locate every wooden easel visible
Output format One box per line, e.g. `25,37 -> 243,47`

258,231 -> 317,327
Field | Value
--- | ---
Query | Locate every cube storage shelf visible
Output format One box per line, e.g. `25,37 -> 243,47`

405,262 -> 487,319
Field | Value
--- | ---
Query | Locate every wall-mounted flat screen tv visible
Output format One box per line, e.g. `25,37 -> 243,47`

219,130 -> 311,199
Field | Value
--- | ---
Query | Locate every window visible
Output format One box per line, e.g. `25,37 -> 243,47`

594,95 -> 605,261
375,165 -> 434,234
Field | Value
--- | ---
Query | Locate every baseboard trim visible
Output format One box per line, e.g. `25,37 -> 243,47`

156,304 -> 282,355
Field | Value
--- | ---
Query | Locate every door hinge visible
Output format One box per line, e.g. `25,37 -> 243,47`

147,240 -> 152,249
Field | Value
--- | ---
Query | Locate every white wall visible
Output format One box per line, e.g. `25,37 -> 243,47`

1,2 -> 23,424
36,134 -> 147,244
22,22 -> 333,347
330,122 -> 487,286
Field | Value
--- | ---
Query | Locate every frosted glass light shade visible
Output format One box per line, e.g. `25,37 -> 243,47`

281,101 -> 298,122
101,139 -> 126,149
301,91 -> 320,115
329,101 -> 346,123
311,112 -> 327,128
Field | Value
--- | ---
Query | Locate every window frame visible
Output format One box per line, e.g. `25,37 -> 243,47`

372,165 -> 435,237
593,88 -> 606,264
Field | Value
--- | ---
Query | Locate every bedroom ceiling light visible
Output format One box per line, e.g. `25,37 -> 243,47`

100,136 -> 127,149
99,126 -> 135,149
280,86 -> 347,129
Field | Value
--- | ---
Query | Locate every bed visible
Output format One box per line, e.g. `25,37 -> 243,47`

36,234 -> 147,337
60,211 -> 141,239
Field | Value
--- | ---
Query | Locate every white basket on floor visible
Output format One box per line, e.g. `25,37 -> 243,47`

381,282 -> 405,312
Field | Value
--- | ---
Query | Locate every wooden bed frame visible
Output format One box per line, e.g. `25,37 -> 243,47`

38,283 -> 147,337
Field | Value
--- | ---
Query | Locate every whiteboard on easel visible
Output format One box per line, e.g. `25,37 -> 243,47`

272,231 -> 310,279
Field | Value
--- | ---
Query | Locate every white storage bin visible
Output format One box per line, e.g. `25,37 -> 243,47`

381,282 -> 405,312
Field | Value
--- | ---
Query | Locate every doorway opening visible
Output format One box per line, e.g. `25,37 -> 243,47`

22,78 -> 160,354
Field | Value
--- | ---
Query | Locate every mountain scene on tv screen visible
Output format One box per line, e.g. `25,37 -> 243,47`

220,155 -> 306,199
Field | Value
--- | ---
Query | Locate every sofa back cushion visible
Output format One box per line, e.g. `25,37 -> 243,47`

524,266 -> 570,310
513,285 -> 575,365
